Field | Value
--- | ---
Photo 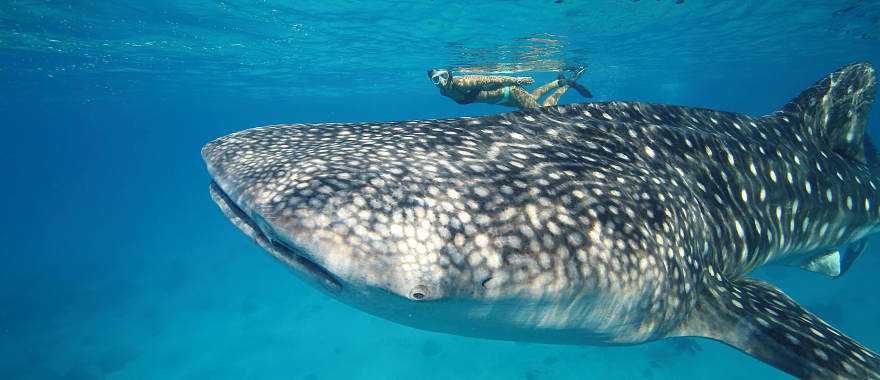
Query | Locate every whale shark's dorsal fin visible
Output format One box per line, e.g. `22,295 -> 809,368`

778,63 -> 876,280
678,277 -> 880,379
780,62 -> 876,163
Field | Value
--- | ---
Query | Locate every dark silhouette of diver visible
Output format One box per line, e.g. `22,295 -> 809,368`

428,67 -> 592,109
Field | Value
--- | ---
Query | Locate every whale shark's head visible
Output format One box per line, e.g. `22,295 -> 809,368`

203,123 -> 517,338
202,119 -> 664,343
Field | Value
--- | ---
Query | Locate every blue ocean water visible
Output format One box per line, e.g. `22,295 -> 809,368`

2,1 -> 880,379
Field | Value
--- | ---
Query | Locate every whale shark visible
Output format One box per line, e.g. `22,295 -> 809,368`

202,62 -> 879,379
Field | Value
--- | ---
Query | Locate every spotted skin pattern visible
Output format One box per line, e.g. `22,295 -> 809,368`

203,63 -> 878,379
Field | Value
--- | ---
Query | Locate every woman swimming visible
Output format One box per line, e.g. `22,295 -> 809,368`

428,67 -> 591,109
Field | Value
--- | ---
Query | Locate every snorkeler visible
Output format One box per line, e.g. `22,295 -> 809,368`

427,67 -> 592,110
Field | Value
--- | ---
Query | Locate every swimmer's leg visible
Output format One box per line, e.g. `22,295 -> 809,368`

541,85 -> 570,106
509,87 -> 541,109
530,79 -> 564,99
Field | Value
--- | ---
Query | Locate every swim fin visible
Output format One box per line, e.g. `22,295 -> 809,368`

560,67 -> 591,98
571,82 -> 593,98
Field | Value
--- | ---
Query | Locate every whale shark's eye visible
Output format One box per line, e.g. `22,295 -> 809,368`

409,285 -> 429,300
480,277 -> 493,288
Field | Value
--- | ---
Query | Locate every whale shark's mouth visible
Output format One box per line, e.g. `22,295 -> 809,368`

208,182 -> 342,292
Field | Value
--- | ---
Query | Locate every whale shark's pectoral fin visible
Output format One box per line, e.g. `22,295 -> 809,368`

678,277 -> 880,379
798,238 -> 869,278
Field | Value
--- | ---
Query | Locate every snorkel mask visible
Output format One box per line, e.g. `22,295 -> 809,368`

428,69 -> 451,87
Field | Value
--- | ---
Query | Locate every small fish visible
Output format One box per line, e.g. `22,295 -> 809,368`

203,62 -> 879,379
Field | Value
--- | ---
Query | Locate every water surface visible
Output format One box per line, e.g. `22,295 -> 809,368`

2,1 -> 880,379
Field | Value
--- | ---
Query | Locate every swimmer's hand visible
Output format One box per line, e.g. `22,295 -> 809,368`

517,77 -> 534,85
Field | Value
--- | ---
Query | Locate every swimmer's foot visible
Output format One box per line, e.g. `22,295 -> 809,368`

559,66 -> 586,84
559,66 -> 591,98
568,66 -> 586,82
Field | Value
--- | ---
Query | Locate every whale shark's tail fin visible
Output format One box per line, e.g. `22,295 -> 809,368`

679,276 -> 880,379
781,62 -> 876,164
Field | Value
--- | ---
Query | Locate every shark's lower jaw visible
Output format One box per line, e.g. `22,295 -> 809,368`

266,233 -> 342,292
208,181 -> 342,293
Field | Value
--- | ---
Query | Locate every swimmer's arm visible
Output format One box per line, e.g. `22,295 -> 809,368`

453,75 -> 534,90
